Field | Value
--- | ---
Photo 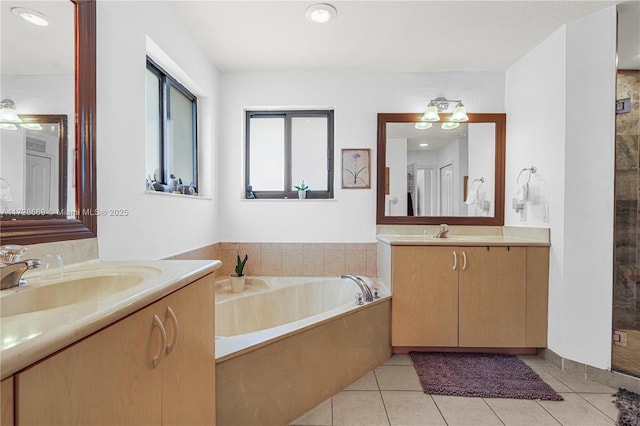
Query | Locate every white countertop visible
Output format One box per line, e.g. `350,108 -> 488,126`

377,234 -> 550,246
0,259 -> 221,380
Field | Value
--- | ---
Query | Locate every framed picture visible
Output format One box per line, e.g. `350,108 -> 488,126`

342,148 -> 371,189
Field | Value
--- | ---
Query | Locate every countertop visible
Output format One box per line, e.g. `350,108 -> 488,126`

376,234 -> 550,246
0,259 -> 221,380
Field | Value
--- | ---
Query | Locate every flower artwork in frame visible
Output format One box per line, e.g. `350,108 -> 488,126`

342,148 -> 371,189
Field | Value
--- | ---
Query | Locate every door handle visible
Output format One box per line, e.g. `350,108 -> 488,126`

152,314 -> 167,368
165,306 -> 179,355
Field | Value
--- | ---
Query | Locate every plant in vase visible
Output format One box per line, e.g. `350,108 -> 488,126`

230,254 -> 248,293
294,180 -> 309,199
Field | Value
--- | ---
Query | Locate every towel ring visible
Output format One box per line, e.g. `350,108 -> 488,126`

516,166 -> 537,185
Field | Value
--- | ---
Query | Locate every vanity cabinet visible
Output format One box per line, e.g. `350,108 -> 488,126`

1,377 -> 13,426
16,274 -> 215,426
391,245 -> 548,349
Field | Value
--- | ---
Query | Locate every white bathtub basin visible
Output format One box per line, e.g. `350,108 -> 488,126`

0,266 -> 164,317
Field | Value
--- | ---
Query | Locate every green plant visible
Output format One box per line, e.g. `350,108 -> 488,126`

294,180 -> 309,192
235,254 -> 248,277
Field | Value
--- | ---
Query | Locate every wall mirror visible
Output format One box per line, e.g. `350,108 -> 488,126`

377,113 -> 505,226
1,115 -> 68,214
0,0 -> 96,244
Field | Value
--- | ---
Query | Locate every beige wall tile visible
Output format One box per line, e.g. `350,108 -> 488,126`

282,249 -> 303,276
303,247 -> 324,276
283,243 -> 304,251
261,242 -> 282,250
366,243 -> 378,277
261,249 -> 282,276
346,244 -> 368,276
239,243 -> 261,275
219,248 -> 239,277
324,245 -> 346,276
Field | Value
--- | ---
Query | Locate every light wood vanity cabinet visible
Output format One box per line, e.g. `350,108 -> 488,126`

1,377 -> 13,426
16,274 -> 215,426
391,245 -> 548,349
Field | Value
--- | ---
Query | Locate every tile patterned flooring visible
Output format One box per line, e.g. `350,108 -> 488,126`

291,355 -> 620,426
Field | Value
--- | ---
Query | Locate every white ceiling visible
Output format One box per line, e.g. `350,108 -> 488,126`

387,121 -> 468,152
169,0 -> 638,73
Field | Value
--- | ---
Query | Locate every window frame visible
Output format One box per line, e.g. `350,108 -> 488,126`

146,56 -> 198,188
245,109 -> 334,199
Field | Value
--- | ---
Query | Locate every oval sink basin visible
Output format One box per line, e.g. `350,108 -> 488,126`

1,274 -> 145,317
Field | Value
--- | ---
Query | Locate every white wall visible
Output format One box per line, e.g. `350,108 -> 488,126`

96,1 -> 220,259
467,124 -> 495,217
219,72 -> 504,242
505,7 -> 616,369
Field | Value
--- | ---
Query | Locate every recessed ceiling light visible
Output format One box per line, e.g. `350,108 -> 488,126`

419,143 -> 429,147
306,3 -> 337,24
11,7 -> 50,27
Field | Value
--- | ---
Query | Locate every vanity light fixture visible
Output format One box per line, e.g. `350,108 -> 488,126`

414,122 -> 432,130
306,3 -> 337,23
421,96 -> 469,124
441,122 -> 460,130
11,7 -> 50,27
0,99 -> 22,125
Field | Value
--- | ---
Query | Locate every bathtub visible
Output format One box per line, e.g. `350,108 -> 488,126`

214,275 -> 391,426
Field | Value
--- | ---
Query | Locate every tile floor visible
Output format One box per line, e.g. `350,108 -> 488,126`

291,355 -> 620,426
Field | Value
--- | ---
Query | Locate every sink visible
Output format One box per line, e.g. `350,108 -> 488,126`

1,274 -> 146,317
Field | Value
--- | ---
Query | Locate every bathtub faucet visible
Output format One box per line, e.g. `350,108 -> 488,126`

341,274 -> 373,303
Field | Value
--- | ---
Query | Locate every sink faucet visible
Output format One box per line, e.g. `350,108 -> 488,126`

341,274 -> 373,302
1,259 -> 42,290
434,224 -> 449,238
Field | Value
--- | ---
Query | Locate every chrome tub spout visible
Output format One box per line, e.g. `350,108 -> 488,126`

341,274 -> 373,302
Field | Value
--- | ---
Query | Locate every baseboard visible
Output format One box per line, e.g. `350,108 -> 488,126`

541,348 -> 640,393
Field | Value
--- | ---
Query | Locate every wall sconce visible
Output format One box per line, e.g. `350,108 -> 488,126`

418,96 -> 469,130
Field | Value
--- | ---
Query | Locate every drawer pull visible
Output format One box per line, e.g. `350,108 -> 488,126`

452,251 -> 458,270
462,251 -> 467,271
152,314 -> 167,368
165,306 -> 179,355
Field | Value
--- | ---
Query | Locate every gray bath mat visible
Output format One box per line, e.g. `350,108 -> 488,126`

409,352 -> 563,401
615,388 -> 640,426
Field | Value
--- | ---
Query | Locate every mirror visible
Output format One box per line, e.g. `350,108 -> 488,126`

377,113 -> 505,226
0,0 -> 96,244
1,114 -> 68,214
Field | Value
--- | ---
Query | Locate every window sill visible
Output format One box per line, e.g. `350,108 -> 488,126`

145,190 -> 211,201
241,198 -> 337,202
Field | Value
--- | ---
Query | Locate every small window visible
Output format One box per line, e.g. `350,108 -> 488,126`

245,110 -> 334,199
146,57 -> 198,191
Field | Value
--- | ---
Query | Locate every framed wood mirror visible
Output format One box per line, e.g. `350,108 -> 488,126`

377,112 -> 505,226
0,0 -> 96,244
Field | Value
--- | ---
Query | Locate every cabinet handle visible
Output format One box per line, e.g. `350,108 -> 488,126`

462,251 -> 467,271
152,314 -> 167,368
165,306 -> 180,355
452,251 -> 458,270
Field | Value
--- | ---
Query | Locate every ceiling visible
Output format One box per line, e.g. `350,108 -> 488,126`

387,122 -> 468,152
0,1 -> 637,75
169,0 -> 638,73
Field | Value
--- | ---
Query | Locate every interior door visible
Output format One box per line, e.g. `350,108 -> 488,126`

439,163 -> 453,215
25,153 -> 52,210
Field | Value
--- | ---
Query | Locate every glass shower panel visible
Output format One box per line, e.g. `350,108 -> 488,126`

612,69 -> 640,378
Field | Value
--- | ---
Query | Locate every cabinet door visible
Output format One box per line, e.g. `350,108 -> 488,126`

162,274 -> 216,425
458,247 -> 527,347
392,246 -> 458,347
17,301 -> 165,425
2,377 -> 13,426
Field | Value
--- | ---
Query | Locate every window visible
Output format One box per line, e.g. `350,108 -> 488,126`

245,110 -> 334,199
146,57 -> 198,191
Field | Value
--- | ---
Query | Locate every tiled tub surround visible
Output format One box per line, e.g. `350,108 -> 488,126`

169,242 -> 378,278
215,275 -> 391,426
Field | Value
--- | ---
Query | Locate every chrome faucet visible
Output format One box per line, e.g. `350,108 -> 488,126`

0,245 -> 41,289
1,259 -> 41,290
341,274 -> 373,302
434,224 -> 449,238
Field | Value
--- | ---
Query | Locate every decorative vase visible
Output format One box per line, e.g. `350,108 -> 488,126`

230,275 -> 246,293
298,190 -> 306,199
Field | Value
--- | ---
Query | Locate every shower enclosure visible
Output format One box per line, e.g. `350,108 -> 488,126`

612,67 -> 640,378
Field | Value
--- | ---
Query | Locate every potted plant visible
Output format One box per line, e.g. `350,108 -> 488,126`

230,254 -> 248,293
294,180 -> 309,199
